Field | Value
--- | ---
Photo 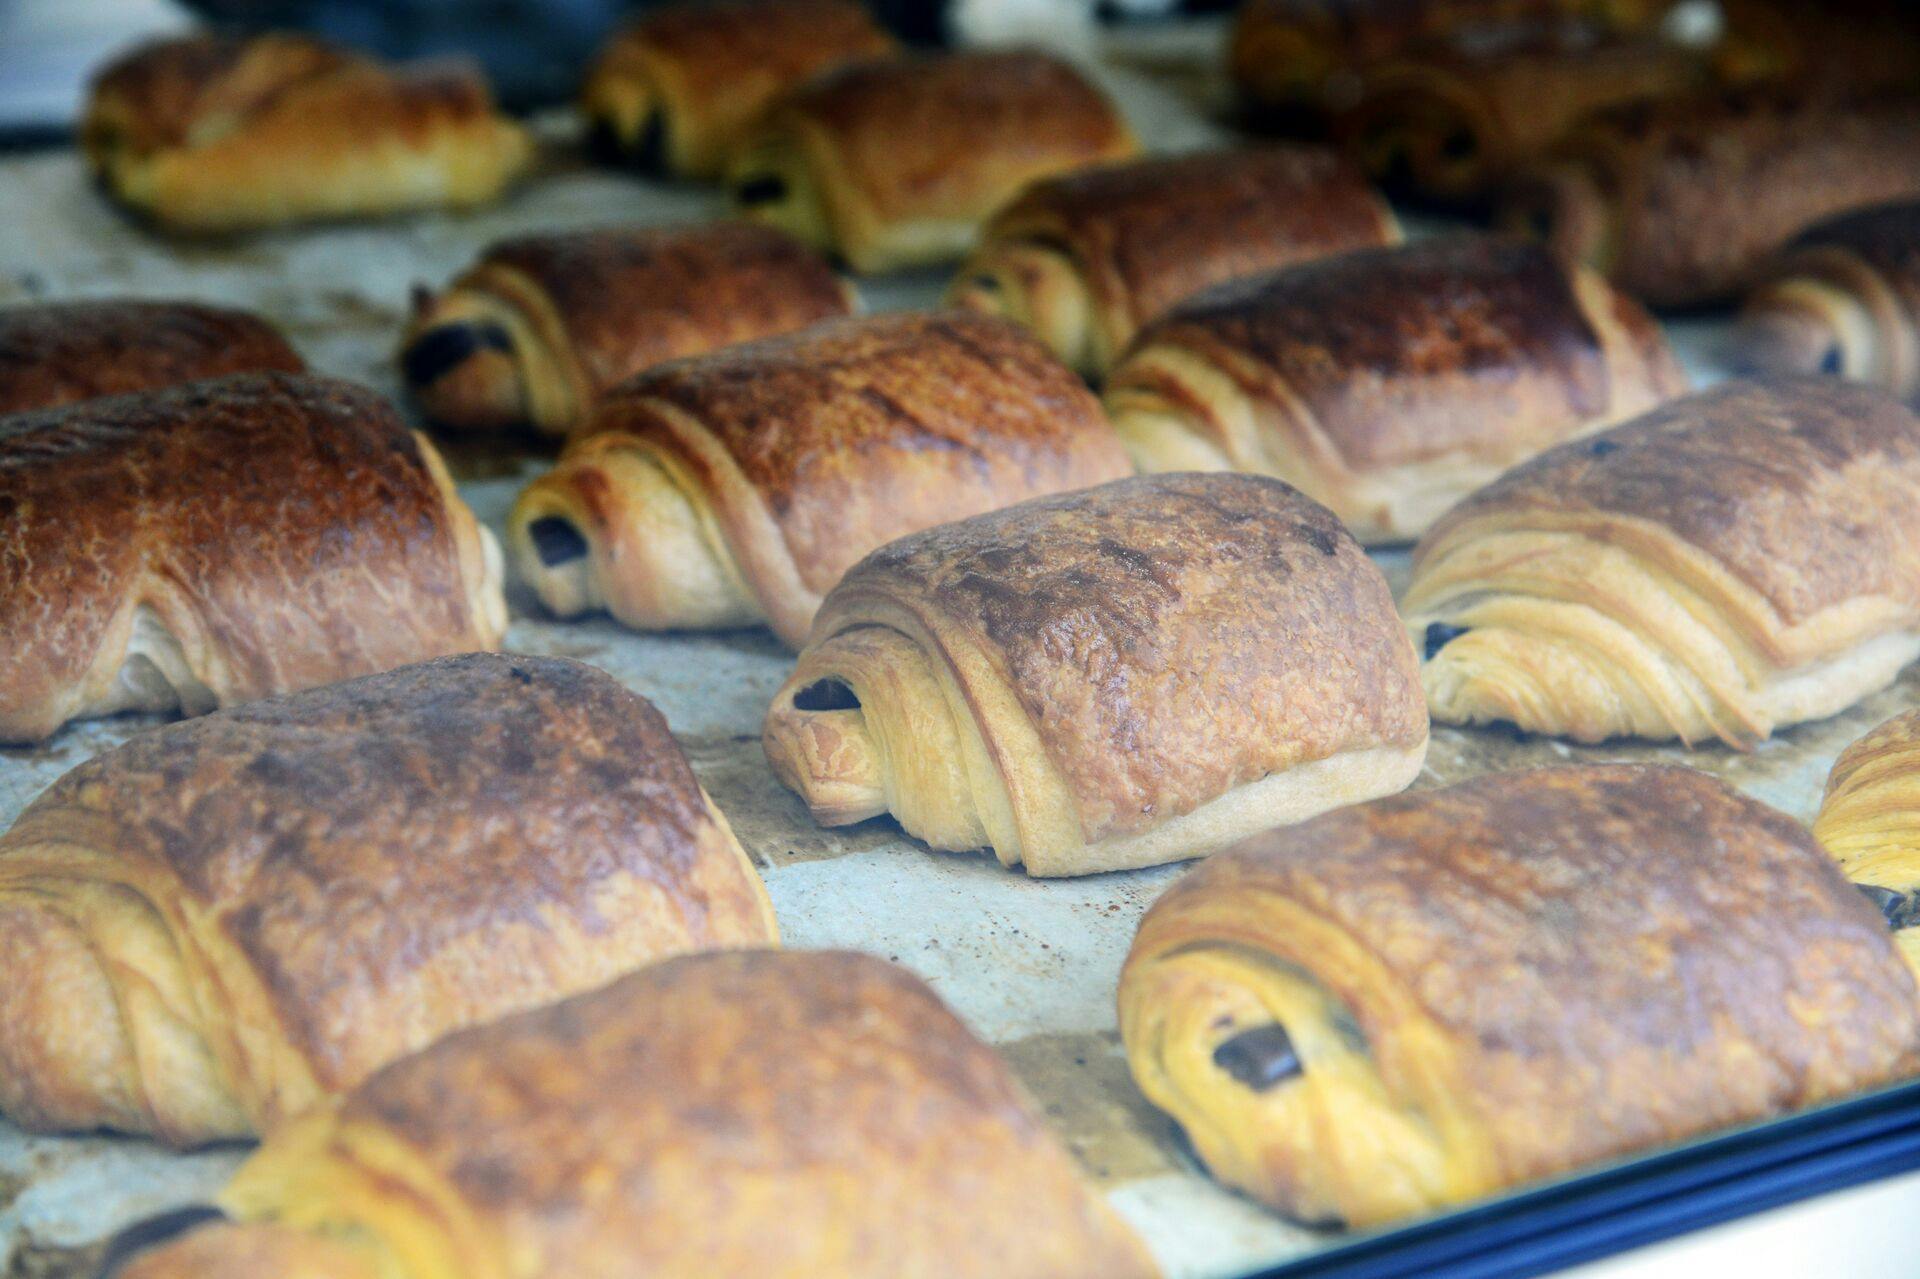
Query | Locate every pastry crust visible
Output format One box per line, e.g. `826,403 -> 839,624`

507,311 -> 1130,648
1104,236 -> 1685,544
763,473 -> 1428,876
727,50 -> 1137,273
0,299 -> 304,415
1738,201 -> 1920,405
947,147 -> 1400,378
1503,89 -> 1920,308
117,951 -> 1156,1279
1405,377 -> 1920,746
1120,764 -> 1920,1228
581,0 -> 896,179
82,32 -> 533,233
1815,709 -> 1920,980
0,653 -> 779,1147
401,222 -> 855,435
0,371 -> 505,744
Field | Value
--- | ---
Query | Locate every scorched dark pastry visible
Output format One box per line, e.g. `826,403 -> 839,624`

580,0 -> 896,179
728,50 -> 1137,273
508,311 -> 1130,647
104,951 -> 1156,1279
1104,236 -> 1684,543
0,654 -> 780,1148
401,222 -> 855,435
1405,378 -> 1920,746
948,147 -> 1400,378
0,371 -> 505,743
1120,764 -> 1920,1227
81,32 -> 532,232
763,473 -> 1428,877
0,299 -> 304,416
1815,709 -> 1920,979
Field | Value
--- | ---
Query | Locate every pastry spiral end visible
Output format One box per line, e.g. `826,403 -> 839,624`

946,242 -> 1099,376
579,61 -> 669,173
728,133 -> 837,263
763,685 -> 888,826
1340,78 -> 1489,203
1736,279 -> 1873,383
1815,712 -> 1920,985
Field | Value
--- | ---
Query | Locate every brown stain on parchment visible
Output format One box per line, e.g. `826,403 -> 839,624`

1001,1030 -> 1187,1186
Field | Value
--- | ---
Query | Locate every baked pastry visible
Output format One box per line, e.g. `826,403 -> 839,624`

508,311 -> 1130,648
1737,202 -> 1920,404
1503,89 -> 1920,307
1119,763 -> 1920,1228
580,0 -> 896,180
727,50 -> 1137,273
763,473 -> 1428,877
1104,236 -> 1684,544
1716,0 -> 1920,97
0,299 -> 304,416
401,222 -> 855,435
947,146 -> 1400,378
104,950 -> 1154,1279
1815,709 -> 1920,979
82,32 -> 532,233
0,371 -> 505,744
0,653 -> 779,1148
1405,377 -> 1920,746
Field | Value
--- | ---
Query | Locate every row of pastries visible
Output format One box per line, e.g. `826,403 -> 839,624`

12,0 -> 1920,1272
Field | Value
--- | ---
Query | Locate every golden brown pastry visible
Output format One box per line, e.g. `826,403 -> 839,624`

763,473 -> 1428,877
727,50 -> 1137,273
580,0 -> 897,179
1503,89 -> 1920,308
1737,202 -> 1920,404
0,371 -> 505,744
0,653 -> 779,1148
1405,377 -> 1920,746
1120,764 -> 1920,1228
508,310 -> 1130,648
0,299 -> 304,416
400,222 -> 855,435
82,32 -> 533,233
105,950 -> 1154,1279
1104,236 -> 1684,544
947,146 -> 1400,378
1815,709 -> 1920,980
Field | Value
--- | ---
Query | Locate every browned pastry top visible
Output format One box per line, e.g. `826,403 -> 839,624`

1,654 -> 763,1092
584,310 -> 1128,594
479,223 -> 850,394
1134,236 -> 1607,468
611,0 -> 895,96
985,147 -> 1393,330
342,949 -> 1155,1276
1137,764 -> 1920,1176
831,473 -> 1426,841
1,372 -> 487,728
1420,376 -> 1920,626
0,299 -> 305,416
1233,0 -> 1653,68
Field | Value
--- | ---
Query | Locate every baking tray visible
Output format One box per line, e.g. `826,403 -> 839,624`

4,49 -> 1919,1279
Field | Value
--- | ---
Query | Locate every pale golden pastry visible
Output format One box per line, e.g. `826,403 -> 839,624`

401,222 -> 855,435
82,32 -> 533,233
947,147 -> 1399,378
1120,764 -> 1920,1228
581,0 -> 896,179
1738,202 -> 1920,405
105,950 -> 1157,1279
1405,378 -> 1920,747
728,50 -> 1137,273
763,473 -> 1428,877
0,298 -> 303,415
0,372 -> 505,744
1104,236 -> 1684,544
508,310 -> 1130,648
0,653 -> 779,1148
1814,709 -> 1920,981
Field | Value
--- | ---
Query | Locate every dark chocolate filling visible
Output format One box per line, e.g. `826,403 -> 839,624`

1820,347 -> 1844,376
528,517 -> 589,567
793,678 -> 861,712
401,321 -> 513,388
734,174 -> 789,207
1858,882 -> 1920,930
1424,621 -> 1470,661
1212,1023 -> 1303,1091
1587,437 -> 1620,457
96,1204 -> 229,1278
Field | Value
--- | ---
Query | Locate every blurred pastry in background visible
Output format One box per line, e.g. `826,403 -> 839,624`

1715,0 -> 1920,98
1815,708 -> 1920,981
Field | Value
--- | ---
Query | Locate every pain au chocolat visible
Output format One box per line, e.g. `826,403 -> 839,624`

1,372 -> 504,744
0,654 -> 779,1147
507,310 -> 1129,648
1121,764 -> 1920,1227
1815,708 -> 1920,980
763,473 -> 1428,877
1104,236 -> 1684,544
1405,378 -> 1920,747
401,222 -> 854,435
